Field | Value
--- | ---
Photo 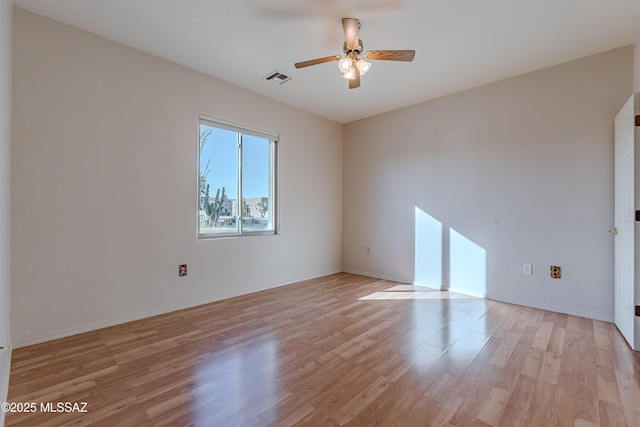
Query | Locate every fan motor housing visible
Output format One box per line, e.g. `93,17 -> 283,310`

343,40 -> 363,56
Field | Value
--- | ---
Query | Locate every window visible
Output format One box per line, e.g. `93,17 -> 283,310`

198,116 -> 278,238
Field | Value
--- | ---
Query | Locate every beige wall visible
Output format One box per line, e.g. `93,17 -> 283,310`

0,0 -> 12,414
635,32 -> 640,92
11,9 -> 343,346
344,46 -> 632,321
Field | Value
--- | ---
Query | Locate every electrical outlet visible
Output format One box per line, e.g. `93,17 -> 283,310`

179,264 -> 188,277
523,264 -> 532,275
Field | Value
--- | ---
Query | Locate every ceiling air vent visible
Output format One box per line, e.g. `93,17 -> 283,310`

263,70 -> 292,85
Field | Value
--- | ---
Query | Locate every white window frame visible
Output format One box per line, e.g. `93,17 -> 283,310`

198,115 -> 279,239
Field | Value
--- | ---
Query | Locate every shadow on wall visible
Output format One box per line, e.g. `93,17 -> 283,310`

414,207 -> 487,297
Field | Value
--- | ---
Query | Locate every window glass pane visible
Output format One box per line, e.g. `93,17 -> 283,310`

241,135 -> 271,232
199,124 -> 239,235
198,116 -> 277,239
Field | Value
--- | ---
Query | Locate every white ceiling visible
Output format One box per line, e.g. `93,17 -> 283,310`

13,0 -> 640,124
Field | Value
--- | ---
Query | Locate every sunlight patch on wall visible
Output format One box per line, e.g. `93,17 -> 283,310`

449,228 -> 487,297
414,207 -> 442,288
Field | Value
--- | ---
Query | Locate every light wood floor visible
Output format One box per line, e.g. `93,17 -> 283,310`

7,273 -> 640,426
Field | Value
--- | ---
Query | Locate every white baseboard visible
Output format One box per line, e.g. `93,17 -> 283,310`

12,270 -> 344,348
13,302 -> 201,348
13,269 -> 614,348
342,269 -> 612,323
487,294 -> 614,323
411,281 -> 443,291
341,268 -> 412,285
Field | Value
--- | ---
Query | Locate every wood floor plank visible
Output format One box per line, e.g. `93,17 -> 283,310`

574,360 -> 600,425
596,364 -> 623,407
524,379 -> 557,427
539,350 -> 562,385
477,387 -> 510,426
614,366 -> 640,410
489,331 -> 520,368
622,405 -> 640,427
520,347 -> 543,379
554,384 -> 579,427
6,273 -> 640,426
531,321 -> 553,350
598,400 -> 627,427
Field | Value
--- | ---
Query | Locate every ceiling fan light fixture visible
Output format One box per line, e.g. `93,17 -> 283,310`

342,68 -> 356,80
338,57 -> 353,73
356,59 -> 371,75
294,17 -> 415,90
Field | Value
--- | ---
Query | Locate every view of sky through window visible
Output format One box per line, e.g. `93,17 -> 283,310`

200,126 -> 269,199
198,119 -> 276,237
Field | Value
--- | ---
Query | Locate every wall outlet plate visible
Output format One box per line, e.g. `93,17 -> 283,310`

179,264 -> 188,277
523,264 -> 532,275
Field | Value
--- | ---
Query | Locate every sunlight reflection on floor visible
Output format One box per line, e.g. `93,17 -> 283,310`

358,285 -> 481,300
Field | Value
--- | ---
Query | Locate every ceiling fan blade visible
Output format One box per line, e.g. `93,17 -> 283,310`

342,18 -> 360,49
364,50 -> 415,62
349,66 -> 360,89
294,55 -> 341,69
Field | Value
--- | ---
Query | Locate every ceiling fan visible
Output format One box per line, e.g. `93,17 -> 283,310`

294,18 -> 415,89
